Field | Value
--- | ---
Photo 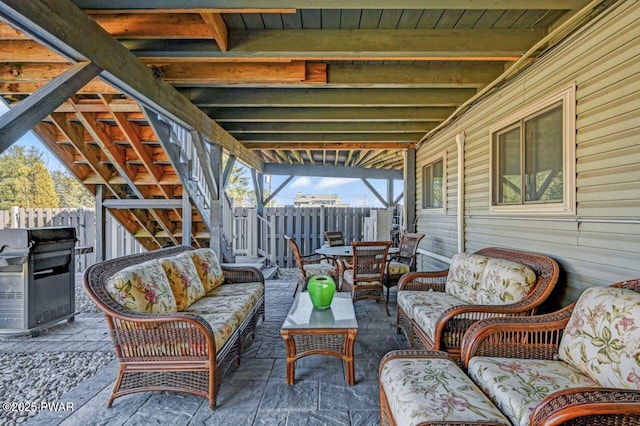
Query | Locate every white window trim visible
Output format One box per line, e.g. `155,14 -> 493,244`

421,149 -> 447,214
489,85 -> 576,215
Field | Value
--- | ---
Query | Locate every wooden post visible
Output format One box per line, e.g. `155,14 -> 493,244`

404,148 -> 416,233
95,185 -> 106,262
208,142 -> 222,259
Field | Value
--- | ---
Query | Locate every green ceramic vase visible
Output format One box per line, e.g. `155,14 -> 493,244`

307,275 -> 336,309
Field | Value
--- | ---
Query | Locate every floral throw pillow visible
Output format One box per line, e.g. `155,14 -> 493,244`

106,260 -> 177,313
475,258 -> 536,305
444,253 -> 490,304
558,286 -> 640,389
190,248 -> 225,292
160,253 -> 205,311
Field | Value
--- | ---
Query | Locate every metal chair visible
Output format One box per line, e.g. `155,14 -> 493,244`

342,241 -> 392,316
285,235 -> 338,297
384,232 -> 425,302
323,230 -> 345,247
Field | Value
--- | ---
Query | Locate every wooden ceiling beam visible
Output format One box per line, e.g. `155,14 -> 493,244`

186,87 -> 476,107
0,80 -> 119,95
0,0 -> 263,172
0,40 -> 67,62
31,121 -> 91,181
245,142 -> 414,150
200,13 -> 228,52
239,133 -> 424,143
126,28 -> 545,61
70,0 -> 589,11
207,106 -> 455,122
224,121 -> 438,134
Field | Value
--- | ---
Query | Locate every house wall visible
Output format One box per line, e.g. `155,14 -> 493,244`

415,1 -> 640,308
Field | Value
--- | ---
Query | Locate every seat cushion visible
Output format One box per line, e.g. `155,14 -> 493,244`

387,261 -> 410,276
207,282 -> 264,307
445,253 -> 490,304
381,356 -> 510,426
199,313 -> 240,350
476,258 -> 536,305
397,290 -> 454,318
468,357 -> 599,426
184,283 -> 262,326
343,270 -> 382,286
106,259 -> 177,313
160,252 -> 206,311
189,248 -> 224,292
558,286 -> 640,389
303,263 -> 337,278
412,292 -> 470,341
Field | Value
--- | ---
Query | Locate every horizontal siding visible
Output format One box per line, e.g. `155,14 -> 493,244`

414,1 -> 640,307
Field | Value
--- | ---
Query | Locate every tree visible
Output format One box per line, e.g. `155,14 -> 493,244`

224,157 -> 256,207
52,171 -> 94,208
0,146 -> 59,209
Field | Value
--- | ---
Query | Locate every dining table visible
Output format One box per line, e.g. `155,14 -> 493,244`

315,245 -> 399,259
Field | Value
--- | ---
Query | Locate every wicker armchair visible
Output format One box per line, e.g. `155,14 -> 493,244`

384,232 -> 425,302
285,235 -> 338,296
396,247 -> 559,358
461,279 -> 640,426
83,246 -> 265,409
342,241 -> 392,316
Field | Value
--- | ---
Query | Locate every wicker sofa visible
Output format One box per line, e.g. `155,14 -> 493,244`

397,247 -> 559,358
83,245 -> 265,409
379,280 -> 640,426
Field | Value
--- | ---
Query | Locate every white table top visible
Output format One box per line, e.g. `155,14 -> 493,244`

281,292 -> 358,330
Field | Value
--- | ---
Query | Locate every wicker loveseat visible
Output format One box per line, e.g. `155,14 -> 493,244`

397,247 -> 559,358
461,279 -> 640,426
83,245 -> 265,409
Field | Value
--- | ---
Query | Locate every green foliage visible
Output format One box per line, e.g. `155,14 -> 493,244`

0,146 -> 59,209
51,171 -> 94,208
223,156 -> 256,207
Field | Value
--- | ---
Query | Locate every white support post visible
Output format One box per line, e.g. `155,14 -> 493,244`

456,132 -> 466,254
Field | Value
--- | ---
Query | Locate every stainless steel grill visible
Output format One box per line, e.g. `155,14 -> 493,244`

0,227 -> 76,336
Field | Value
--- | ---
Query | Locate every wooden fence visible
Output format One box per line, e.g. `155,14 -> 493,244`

0,207 -> 145,272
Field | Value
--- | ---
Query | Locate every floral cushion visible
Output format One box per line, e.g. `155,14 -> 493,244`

303,263 -> 337,278
397,290 -> 445,318
184,290 -> 259,326
343,270 -> 382,286
160,253 -> 206,311
199,313 -> 240,350
189,248 -> 225,292
558,286 -> 640,389
445,253 -> 490,304
475,258 -> 536,305
412,292 -> 470,340
468,357 -> 599,426
207,282 -> 264,308
106,260 -> 177,313
387,261 -> 410,276
381,356 -> 510,426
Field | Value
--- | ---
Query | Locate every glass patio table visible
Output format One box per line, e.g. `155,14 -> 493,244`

280,292 -> 358,385
315,245 -> 398,258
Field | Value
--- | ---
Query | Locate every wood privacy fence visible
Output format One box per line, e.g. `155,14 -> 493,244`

0,206 -> 401,272
0,207 -> 145,272
234,205 -> 402,269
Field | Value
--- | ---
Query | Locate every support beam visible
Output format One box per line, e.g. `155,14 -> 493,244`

404,148 -> 416,232
264,163 -> 402,180
70,1 -> 589,10
200,13 -> 227,52
224,121 -> 437,134
0,0 -> 263,171
102,199 -> 183,209
251,170 -> 264,216
208,142 -> 222,258
245,142 -> 413,150
95,184 -> 106,262
264,175 -> 293,205
206,107 -> 455,122
222,154 -> 235,189
361,178 -> 388,208
0,61 -> 101,153
182,188 -> 192,246
125,29 -> 545,61
240,134 -> 422,143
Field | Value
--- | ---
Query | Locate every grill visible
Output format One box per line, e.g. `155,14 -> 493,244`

0,227 -> 77,336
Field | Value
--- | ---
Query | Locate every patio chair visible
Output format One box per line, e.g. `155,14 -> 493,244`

384,232 -> 425,303
342,241 -> 392,316
323,230 -> 346,246
285,235 -> 339,297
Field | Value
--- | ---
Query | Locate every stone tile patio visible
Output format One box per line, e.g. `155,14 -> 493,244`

6,276 -> 408,425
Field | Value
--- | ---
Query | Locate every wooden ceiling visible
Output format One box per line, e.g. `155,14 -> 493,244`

0,0 -> 604,249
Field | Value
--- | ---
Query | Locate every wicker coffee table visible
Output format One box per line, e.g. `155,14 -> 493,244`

281,292 -> 358,385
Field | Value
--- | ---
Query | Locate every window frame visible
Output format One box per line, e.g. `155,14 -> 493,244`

421,150 -> 447,213
489,85 -> 576,215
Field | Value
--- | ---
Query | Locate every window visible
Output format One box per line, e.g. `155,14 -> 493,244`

422,151 -> 446,211
490,86 -> 576,214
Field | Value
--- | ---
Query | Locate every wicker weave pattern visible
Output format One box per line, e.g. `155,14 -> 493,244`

285,235 -> 338,296
461,279 -> 640,426
383,233 -> 425,302
83,246 -> 265,409
396,247 -> 559,359
342,241 -> 392,316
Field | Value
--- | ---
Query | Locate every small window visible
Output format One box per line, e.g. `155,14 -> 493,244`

422,151 -> 446,211
490,86 -> 575,214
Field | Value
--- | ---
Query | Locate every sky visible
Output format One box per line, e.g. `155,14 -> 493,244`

1,103 -> 402,207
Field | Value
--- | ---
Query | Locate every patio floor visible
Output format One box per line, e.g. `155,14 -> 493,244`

7,275 -> 408,426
